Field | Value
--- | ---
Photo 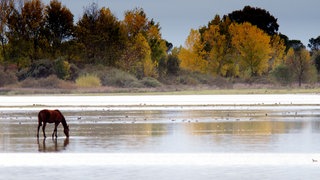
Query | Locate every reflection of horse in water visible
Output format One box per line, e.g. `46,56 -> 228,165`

37,138 -> 69,152
37,109 -> 69,139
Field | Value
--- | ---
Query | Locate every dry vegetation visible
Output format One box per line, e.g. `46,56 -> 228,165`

1,64 -> 319,95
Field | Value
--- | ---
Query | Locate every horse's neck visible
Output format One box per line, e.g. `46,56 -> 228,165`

61,118 -> 68,129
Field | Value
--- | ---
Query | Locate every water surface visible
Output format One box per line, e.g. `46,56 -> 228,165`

1,97 -> 320,179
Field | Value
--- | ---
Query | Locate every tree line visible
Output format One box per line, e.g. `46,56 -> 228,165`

178,6 -> 320,86
0,0 -> 174,81
0,1 -> 319,87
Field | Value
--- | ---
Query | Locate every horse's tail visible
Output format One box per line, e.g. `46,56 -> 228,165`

38,110 -> 44,126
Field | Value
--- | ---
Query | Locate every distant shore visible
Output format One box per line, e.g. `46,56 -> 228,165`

1,84 -> 320,96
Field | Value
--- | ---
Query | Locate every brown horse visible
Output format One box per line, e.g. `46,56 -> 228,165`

37,109 -> 69,139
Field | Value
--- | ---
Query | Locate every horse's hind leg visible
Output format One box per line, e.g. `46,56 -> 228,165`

37,124 -> 41,138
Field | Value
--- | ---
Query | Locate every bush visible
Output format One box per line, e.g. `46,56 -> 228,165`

76,74 -> 101,88
128,81 -> 145,88
100,68 -> 138,87
68,63 -> 80,81
17,59 -> 55,81
0,69 -> 18,87
270,64 -> 293,85
140,77 -> 162,87
176,70 -> 217,85
20,75 -> 69,88
16,59 -> 77,81
78,65 -> 138,88
54,58 -> 71,80
178,74 -> 199,85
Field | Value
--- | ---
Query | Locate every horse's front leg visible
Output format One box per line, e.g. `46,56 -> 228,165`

52,123 -> 58,139
42,123 -> 47,139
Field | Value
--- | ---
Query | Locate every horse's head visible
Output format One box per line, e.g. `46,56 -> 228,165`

64,125 -> 69,138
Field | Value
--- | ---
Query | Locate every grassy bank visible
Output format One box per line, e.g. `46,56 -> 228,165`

1,85 -> 319,96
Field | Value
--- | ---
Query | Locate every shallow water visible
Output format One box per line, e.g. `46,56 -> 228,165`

1,99 -> 320,179
1,106 -> 320,153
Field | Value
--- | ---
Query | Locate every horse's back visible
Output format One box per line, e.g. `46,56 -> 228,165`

38,109 -> 49,118
38,109 -> 60,124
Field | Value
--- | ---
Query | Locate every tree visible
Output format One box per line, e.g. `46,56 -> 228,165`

166,54 -> 180,75
288,40 -> 305,51
76,3 -> 125,65
44,0 -> 74,58
285,48 -> 311,87
311,51 -> 320,73
75,2 -> 100,64
201,16 -> 234,76
308,36 -> 320,72
178,29 -> 207,73
123,8 -> 167,65
118,33 -> 153,78
147,19 -> 167,63
6,0 -> 46,65
21,0 -> 45,60
227,6 -> 279,36
0,0 -> 13,66
96,7 -> 125,66
229,22 -> 271,77
123,7 -> 148,38
308,36 -> 320,53
269,34 -> 286,70
121,8 -> 167,77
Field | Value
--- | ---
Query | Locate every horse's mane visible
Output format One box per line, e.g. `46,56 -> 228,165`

54,110 -> 68,128
54,110 -> 64,117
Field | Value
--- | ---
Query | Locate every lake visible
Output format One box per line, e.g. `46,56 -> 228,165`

1,95 -> 320,179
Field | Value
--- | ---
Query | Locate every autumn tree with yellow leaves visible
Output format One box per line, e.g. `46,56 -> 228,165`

201,15 -> 234,76
178,29 -> 207,73
229,22 -> 272,77
120,7 -> 166,78
269,35 -> 286,70
180,20 -> 284,79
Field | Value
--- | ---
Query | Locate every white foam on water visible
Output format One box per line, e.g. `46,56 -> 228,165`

1,153 -> 320,167
0,94 -> 320,107
2,105 -> 320,112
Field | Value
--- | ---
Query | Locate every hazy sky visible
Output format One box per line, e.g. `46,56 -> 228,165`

43,0 -> 320,47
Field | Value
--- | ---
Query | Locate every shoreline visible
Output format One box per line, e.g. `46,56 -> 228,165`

1,85 -> 320,96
